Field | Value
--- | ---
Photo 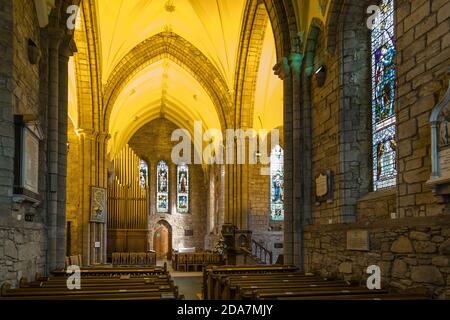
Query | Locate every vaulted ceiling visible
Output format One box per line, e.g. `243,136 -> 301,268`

96,0 -> 245,88
68,0 -> 332,157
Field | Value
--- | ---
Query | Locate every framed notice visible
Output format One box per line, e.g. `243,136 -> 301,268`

90,186 -> 107,223
14,115 -> 44,202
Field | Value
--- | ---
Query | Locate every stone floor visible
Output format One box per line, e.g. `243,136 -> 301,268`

157,259 -> 203,300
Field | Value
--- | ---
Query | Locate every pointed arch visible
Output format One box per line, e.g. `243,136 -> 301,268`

102,32 -> 232,132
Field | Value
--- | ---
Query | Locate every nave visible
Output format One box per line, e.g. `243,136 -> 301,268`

1,0 -> 450,301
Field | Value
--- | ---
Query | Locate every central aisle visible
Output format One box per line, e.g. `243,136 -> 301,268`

157,259 -> 203,300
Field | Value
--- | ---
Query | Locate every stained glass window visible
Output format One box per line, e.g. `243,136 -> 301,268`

156,161 -> 169,213
270,145 -> 284,221
139,160 -> 148,189
177,164 -> 189,213
371,0 -> 397,190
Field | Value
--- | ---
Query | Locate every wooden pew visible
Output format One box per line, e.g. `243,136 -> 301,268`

203,265 -> 299,300
205,265 -> 430,301
172,252 -> 223,272
1,266 -> 181,300
229,279 -> 350,300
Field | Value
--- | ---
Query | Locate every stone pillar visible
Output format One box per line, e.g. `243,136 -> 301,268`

274,57 -> 293,265
56,37 -> 75,269
77,129 -> 109,265
289,52 -> 304,268
46,27 -> 63,271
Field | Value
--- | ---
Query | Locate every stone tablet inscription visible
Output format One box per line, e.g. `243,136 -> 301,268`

23,128 -> 39,194
346,230 -> 369,251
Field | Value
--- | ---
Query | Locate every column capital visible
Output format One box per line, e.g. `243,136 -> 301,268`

60,35 -> 77,59
273,57 -> 291,80
76,129 -> 111,143
289,52 -> 304,76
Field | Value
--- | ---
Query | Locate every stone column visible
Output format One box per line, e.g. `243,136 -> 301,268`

289,52 -> 304,268
77,129 -> 109,265
274,57 -> 293,265
46,27 -> 63,271
56,37 -> 75,269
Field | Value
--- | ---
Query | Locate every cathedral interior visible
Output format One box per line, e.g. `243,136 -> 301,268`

1,0 -> 450,302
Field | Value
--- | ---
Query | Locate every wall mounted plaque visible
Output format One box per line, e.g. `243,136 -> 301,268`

13,115 -> 44,202
315,170 -> 333,204
90,186 -> 107,223
346,230 -> 369,251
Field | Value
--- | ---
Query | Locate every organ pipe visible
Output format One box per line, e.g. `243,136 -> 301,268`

108,144 -> 148,230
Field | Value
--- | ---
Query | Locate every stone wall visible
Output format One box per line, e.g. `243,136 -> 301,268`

304,216 -> 450,298
303,0 -> 450,296
0,0 -> 49,287
396,0 -> 450,218
129,118 -> 207,251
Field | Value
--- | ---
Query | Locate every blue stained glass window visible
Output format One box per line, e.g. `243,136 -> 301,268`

270,145 -> 284,221
371,0 -> 397,190
156,161 -> 169,213
177,164 -> 189,213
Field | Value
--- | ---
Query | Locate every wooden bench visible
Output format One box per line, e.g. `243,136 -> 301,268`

1,266 -> 182,300
205,265 -> 430,301
112,252 -> 156,266
203,265 -> 299,300
173,252 -> 223,272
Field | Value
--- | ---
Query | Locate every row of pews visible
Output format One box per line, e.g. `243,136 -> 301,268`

112,252 -> 157,266
0,266 -> 183,300
204,265 -> 431,300
172,251 -> 223,272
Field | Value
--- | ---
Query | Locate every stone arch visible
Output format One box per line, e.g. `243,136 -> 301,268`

73,0 -> 103,131
102,32 -> 232,132
262,0 -> 299,60
234,0 -> 269,129
325,0 -> 345,54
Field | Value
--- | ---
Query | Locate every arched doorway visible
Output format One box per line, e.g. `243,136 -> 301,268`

153,220 -> 172,260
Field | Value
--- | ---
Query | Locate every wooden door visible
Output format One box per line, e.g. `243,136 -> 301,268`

154,226 -> 169,259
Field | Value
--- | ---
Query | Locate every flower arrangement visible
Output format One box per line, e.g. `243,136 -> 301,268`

214,237 -> 228,256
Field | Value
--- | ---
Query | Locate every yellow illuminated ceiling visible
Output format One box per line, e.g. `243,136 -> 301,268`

253,22 -> 283,132
108,59 -> 222,155
96,0 -> 245,88
68,0 -> 298,158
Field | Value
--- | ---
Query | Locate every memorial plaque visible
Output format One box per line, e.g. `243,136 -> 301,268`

13,115 -> 44,201
22,127 -> 39,194
346,230 -> 369,251
184,229 -> 194,237
315,171 -> 333,204
90,187 -> 107,223
274,243 -> 283,249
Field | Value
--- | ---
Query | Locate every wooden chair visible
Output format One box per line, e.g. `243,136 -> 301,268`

177,254 -> 187,272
